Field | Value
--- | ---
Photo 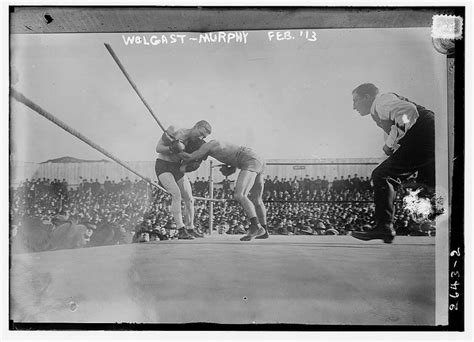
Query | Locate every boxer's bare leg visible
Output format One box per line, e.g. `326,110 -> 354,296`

249,173 -> 268,239
234,170 -> 265,241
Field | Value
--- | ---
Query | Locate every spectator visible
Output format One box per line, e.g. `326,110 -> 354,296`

10,173 -> 434,252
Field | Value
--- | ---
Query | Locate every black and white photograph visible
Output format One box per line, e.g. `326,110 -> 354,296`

5,5 -> 469,333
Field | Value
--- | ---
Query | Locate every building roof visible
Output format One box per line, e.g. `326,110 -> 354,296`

41,156 -> 110,164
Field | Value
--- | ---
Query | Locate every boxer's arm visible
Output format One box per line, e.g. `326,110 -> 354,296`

156,126 -> 177,154
180,141 -> 216,161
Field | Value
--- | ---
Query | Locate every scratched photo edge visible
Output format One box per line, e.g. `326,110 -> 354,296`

4,5 -> 466,333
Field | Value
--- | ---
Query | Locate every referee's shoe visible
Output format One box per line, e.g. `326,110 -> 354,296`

351,223 -> 396,244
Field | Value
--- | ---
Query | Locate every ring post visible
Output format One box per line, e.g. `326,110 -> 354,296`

209,160 -> 214,235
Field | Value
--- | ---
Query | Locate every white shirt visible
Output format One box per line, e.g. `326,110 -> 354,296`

370,93 -> 419,149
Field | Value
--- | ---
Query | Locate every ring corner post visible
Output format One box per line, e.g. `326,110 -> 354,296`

208,160 -> 214,235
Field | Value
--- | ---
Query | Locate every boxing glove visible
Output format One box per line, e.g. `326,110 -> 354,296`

169,140 -> 186,154
220,165 -> 237,177
161,131 -> 174,146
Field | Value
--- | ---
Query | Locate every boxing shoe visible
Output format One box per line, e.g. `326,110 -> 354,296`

276,227 -> 290,235
255,228 -> 269,239
240,224 -> 266,241
351,223 -> 396,244
187,228 -> 204,238
177,227 -> 194,240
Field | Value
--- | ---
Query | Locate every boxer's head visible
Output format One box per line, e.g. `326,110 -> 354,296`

190,120 -> 212,140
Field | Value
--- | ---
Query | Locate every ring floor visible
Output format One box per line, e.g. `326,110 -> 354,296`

10,235 -> 435,325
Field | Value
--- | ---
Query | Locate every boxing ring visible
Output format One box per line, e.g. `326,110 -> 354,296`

9,156 -> 436,325
9,46 -> 437,326
10,235 -> 435,325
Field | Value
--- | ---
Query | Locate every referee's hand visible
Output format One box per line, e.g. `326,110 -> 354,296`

383,144 -> 394,156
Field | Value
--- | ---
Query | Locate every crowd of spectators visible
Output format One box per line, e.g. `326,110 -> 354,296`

10,173 -> 435,253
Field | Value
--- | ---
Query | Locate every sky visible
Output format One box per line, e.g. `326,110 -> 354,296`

10,28 -> 446,163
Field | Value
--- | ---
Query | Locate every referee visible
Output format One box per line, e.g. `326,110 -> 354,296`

351,83 -> 435,243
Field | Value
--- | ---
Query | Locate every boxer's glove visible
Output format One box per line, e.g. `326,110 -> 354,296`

161,131 -> 185,154
161,131 -> 174,145
169,139 -> 186,154
383,144 -> 394,156
220,165 -> 237,177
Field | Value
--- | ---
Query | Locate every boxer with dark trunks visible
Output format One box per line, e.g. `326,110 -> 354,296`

155,120 -> 212,239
